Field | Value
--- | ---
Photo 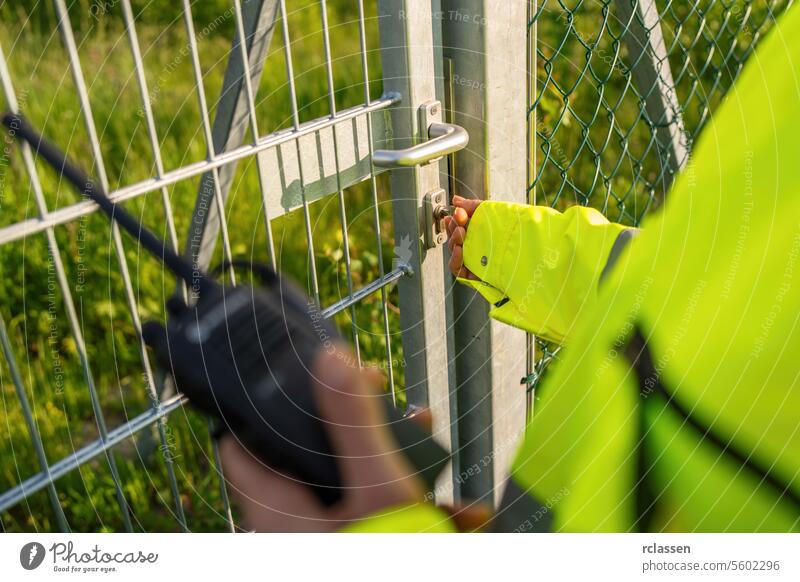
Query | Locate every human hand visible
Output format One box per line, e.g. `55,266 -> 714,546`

444,195 -> 483,280
218,347 -> 425,532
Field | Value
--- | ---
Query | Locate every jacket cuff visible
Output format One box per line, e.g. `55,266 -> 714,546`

340,503 -> 457,533
461,201 -> 520,291
456,276 -> 506,305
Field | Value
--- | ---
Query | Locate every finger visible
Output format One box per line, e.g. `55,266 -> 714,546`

312,349 -> 403,463
444,215 -> 456,237
441,501 -> 494,532
219,436 -> 329,532
454,207 -> 469,227
457,267 -> 476,279
449,244 -> 464,277
312,349 -> 422,500
362,365 -> 386,390
404,405 -> 433,433
449,245 -> 477,279
447,226 -> 466,253
452,195 -> 482,217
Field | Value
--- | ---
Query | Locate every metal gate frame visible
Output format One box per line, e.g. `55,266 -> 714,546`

375,0 -> 460,505
0,0 -> 467,529
441,0 -> 529,507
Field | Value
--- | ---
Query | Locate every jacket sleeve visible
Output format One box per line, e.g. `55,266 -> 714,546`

458,202 -> 632,344
339,503 -> 456,533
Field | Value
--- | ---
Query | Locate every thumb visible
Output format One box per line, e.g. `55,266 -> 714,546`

452,195 -> 482,217
441,501 -> 494,532
312,347 -> 397,460
312,347 -> 419,492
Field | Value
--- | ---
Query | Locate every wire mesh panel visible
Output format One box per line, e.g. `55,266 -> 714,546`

0,0 -> 438,532
526,0 -> 794,398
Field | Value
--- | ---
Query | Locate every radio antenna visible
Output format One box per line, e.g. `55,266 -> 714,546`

2,113 -> 208,294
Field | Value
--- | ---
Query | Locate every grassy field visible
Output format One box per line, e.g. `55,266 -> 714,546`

0,0 -> 790,532
0,0 -> 401,532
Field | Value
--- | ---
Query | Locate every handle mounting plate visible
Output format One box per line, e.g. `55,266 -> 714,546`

422,189 -> 448,249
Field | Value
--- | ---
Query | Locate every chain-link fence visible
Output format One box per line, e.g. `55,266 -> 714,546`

526,0 -> 794,395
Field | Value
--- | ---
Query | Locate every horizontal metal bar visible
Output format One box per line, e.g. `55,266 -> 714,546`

321,263 -> 411,319
0,94 -> 400,246
372,121 -> 468,168
1,260 -> 409,514
0,263 -> 408,516
0,395 -> 186,515
260,104 -> 390,218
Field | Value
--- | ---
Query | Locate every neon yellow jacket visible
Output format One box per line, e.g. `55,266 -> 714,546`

487,3 -> 800,531
458,203 -> 628,344
351,5 -> 800,531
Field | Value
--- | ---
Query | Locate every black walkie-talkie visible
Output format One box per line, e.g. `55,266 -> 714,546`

3,113 -> 449,506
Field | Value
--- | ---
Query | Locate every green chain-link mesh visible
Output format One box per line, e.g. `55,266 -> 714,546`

525,0 -> 794,398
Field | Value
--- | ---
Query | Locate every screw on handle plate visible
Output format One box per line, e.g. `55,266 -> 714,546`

423,189 -> 449,249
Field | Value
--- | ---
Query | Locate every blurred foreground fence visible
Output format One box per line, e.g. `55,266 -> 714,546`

0,0 -> 792,531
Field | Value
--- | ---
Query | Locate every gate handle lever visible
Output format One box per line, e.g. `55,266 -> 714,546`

372,122 -> 469,168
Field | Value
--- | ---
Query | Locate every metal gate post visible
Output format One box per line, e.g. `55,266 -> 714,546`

441,0 -> 529,506
377,0 -> 459,504
615,0 -> 689,189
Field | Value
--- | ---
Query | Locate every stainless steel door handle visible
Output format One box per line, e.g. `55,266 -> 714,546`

372,121 -> 469,168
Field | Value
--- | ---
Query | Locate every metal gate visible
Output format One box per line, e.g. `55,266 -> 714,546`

0,0 -> 530,531
2,0 -> 787,532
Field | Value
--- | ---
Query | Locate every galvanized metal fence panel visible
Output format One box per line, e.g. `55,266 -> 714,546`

376,0 -> 460,505
0,0 -> 458,531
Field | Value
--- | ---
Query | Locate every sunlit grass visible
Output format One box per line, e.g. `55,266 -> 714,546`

0,0 -> 401,532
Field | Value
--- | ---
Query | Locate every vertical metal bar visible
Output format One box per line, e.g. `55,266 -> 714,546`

441,0 -> 529,507
1,24 -> 134,531
179,0 -> 241,532
278,0 -> 321,304
319,0 -> 361,365
184,0 -> 280,529
209,435 -> 235,530
120,0 -> 180,262
57,0 -> 192,531
232,0 -> 277,266
377,0 -> 458,504
356,0 -> 396,400
0,314 -> 69,531
184,0 -> 280,275
119,0 -> 188,531
181,0 -> 237,287
615,0 -> 689,188
526,0 -> 538,422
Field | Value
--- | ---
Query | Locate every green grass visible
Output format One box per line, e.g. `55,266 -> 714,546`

0,0 -> 402,532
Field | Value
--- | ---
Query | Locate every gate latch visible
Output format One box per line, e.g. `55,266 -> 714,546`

422,189 -> 452,249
